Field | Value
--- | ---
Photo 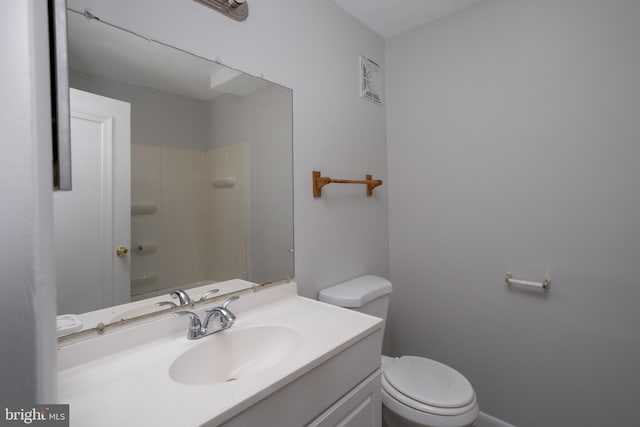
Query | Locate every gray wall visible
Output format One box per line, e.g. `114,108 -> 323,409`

0,0 -> 57,404
386,1 -> 640,426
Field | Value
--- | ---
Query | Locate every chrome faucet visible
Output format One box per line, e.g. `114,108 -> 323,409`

174,296 -> 239,340
155,289 -> 192,309
170,289 -> 192,306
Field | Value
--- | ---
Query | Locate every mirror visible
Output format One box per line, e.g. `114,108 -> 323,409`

54,9 -> 293,332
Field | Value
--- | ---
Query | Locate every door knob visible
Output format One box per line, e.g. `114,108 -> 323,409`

116,246 -> 129,257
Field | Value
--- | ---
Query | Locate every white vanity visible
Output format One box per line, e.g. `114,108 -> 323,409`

58,282 -> 383,426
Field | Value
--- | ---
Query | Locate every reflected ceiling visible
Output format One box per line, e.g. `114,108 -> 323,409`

68,11 -> 268,101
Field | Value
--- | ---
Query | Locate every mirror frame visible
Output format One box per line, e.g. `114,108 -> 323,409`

49,0 -> 72,190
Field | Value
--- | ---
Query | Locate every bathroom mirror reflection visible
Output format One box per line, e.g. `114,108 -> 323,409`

54,9 -> 294,329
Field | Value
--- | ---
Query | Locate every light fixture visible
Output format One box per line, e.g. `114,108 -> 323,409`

194,0 -> 249,21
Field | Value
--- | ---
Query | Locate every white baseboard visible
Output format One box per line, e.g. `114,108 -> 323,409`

477,411 -> 515,427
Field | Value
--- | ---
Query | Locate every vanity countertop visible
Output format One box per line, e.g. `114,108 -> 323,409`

57,282 -> 382,426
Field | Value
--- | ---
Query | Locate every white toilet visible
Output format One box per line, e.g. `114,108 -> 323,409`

319,275 -> 479,427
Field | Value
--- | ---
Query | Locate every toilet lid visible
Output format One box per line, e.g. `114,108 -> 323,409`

383,356 -> 475,415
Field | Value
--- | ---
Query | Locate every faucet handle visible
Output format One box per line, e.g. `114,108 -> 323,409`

173,311 -> 202,339
217,296 -> 240,325
204,307 -> 234,330
170,289 -> 192,306
203,296 -> 239,329
221,295 -> 239,310
199,288 -> 220,302
221,296 -> 239,323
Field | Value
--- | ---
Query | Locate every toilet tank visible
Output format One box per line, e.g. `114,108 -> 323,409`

318,275 -> 393,325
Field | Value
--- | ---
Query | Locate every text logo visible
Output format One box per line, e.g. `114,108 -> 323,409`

2,405 -> 69,426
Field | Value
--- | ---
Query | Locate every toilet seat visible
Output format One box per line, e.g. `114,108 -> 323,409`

382,356 -> 477,416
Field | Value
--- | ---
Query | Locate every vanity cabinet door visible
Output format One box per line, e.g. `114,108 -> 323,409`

217,331 -> 383,427
307,371 -> 382,427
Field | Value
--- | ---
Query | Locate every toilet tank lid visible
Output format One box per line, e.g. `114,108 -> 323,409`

318,275 -> 392,308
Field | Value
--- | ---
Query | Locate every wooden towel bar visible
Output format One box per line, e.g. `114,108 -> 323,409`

312,170 -> 382,198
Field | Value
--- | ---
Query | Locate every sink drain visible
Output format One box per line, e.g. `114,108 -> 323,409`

226,378 -> 237,382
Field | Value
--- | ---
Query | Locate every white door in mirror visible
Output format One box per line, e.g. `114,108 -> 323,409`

54,89 -> 131,314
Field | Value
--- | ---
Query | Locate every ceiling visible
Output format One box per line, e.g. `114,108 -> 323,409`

333,0 -> 484,39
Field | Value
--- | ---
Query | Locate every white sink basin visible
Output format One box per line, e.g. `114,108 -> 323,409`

169,325 -> 301,385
